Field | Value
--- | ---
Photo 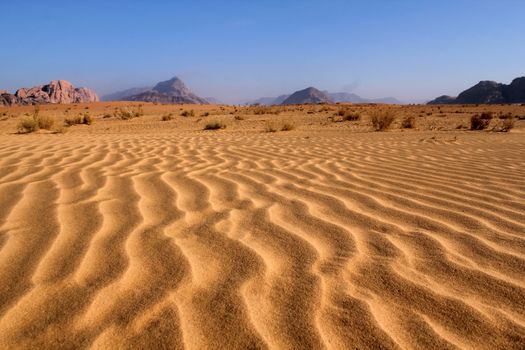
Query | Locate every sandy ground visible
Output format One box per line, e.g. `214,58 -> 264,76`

0,103 -> 524,349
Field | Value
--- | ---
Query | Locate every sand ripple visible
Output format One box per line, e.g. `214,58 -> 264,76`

0,132 -> 524,349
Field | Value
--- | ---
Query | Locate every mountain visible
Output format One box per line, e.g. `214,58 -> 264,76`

204,97 -> 223,104
428,77 -> 525,104
102,87 -> 151,101
247,95 -> 290,106
125,77 -> 208,104
281,87 -> 333,105
0,80 -> 99,106
327,92 -> 400,104
248,91 -> 400,105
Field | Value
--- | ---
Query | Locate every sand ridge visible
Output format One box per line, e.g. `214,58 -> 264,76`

0,130 -> 524,349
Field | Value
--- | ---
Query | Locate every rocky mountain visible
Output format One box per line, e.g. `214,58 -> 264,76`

327,92 -> 400,104
249,91 -> 400,105
102,87 -> 152,101
0,80 -> 99,106
124,77 -> 208,104
428,77 -> 525,104
281,87 -> 333,105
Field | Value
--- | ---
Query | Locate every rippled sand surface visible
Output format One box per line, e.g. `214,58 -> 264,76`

0,130 -> 524,349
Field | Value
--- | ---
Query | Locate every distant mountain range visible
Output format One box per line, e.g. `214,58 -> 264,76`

247,89 -> 400,105
102,87 -> 151,101
102,77 -> 209,104
428,77 -> 525,104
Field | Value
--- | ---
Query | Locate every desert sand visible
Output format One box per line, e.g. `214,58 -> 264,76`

0,103 -> 524,349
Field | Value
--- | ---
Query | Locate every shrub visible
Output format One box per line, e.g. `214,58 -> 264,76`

37,115 -> 55,129
161,113 -> 173,121
64,113 -> 92,126
371,111 -> 395,131
204,121 -> 226,130
493,118 -> 515,132
16,107 -> 55,133
114,106 -> 143,120
264,122 -> 278,133
234,115 -> 244,120
479,112 -> 493,120
201,112 -> 210,117
17,116 -> 39,133
470,114 -> 491,130
280,122 -> 295,131
401,116 -> 415,129
181,110 -> 195,117
343,111 -> 360,121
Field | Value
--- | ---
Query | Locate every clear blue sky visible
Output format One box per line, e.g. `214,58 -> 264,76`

2,0 -> 524,103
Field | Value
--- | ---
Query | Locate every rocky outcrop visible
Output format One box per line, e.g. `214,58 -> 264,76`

427,95 -> 457,105
281,87 -> 333,105
125,77 -> 208,104
0,80 -> 99,106
504,77 -> 525,103
0,92 -> 19,106
428,77 -> 525,104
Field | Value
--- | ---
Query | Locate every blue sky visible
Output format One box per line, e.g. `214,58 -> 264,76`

2,0 -> 524,103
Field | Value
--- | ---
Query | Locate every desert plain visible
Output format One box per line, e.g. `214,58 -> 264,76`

0,102 -> 524,349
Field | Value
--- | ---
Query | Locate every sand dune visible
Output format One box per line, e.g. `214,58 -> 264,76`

0,129 -> 524,349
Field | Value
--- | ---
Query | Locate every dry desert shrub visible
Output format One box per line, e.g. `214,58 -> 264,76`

161,113 -> 173,121
371,110 -> 395,131
280,122 -> 295,131
17,116 -> 39,133
17,107 -> 55,133
470,113 -> 492,130
204,121 -> 226,130
114,106 -> 143,120
401,116 -> 415,129
264,122 -> 278,133
181,110 -> 195,117
64,113 -> 92,126
264,120 -> 295,132
492,118 -> 515,132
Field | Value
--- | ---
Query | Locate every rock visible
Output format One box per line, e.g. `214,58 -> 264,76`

125,77 -> 208,104
455,81 -> 505,104
504,77 -> 525,103
281,87 -> 333,105
0,93 -> 19,106
1,80 -> 98,106
428,77 -> 525,104
427,95 -> 457,105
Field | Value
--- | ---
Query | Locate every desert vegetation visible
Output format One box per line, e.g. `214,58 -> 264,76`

64,112 -> 93,126
204,121 -> 226,130
16,106 -> 55,133
371,110 -> 395,131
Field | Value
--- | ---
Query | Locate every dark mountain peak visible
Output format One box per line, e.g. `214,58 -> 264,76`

125,76 -> 208,104
428,76 -> 525,105
281,87 -> 333,105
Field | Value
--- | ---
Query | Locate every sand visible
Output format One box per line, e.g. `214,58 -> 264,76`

0,103 -> 524,349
